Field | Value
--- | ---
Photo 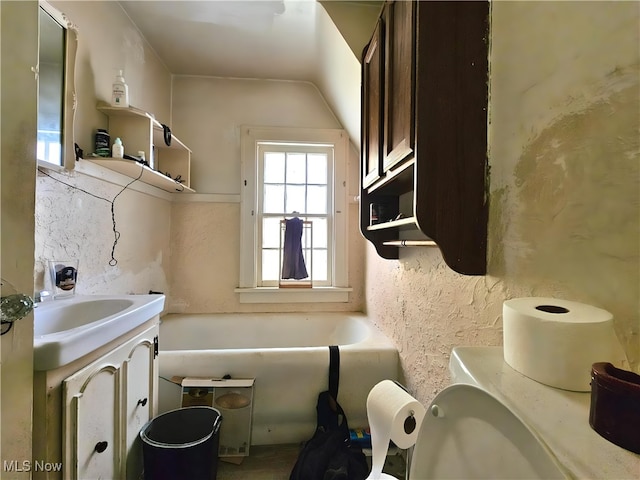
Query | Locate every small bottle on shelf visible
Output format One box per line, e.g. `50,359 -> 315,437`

111,70 -> 129,108
95,129 -> 110,157
112,138 -> 124,158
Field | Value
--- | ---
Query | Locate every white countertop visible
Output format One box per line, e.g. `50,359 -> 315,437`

449,346 -> 639,480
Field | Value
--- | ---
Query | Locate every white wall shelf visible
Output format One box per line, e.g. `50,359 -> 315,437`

96,102 -> 193,192
84,157 -> 194,193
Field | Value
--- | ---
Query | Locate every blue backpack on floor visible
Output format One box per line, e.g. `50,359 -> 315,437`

289,346 -> 369,480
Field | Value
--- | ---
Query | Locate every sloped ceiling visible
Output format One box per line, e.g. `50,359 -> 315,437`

120,0 -> 318,81
119,0 -> 381,147
319,0 -> 382,58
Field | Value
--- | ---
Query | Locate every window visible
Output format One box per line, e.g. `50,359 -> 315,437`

259,144 -> 332,286
237,127 -> 350,303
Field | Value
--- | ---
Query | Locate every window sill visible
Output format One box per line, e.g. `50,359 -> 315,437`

234,287 -> 352,304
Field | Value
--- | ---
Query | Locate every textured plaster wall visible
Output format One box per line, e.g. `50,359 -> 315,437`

35,176 -> 171,295
366,1 -> 640,405
170,201 -> 364,313
169,77 -> 364,311
35,1 -> 174,296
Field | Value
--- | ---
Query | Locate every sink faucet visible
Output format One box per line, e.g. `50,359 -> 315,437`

34,290 -> 52,305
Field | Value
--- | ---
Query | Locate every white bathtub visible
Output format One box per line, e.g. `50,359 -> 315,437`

157,312 -> 398,445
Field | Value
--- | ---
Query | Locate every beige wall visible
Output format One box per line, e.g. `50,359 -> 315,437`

315,3 -> 363,152
35,1 -> 175,297
169,76 -> 365,312
171,76 -> 345,194
1,1 -> 38,473
55,1 -> 172,147
169,201 -> 364,313
366,1 -> 640,405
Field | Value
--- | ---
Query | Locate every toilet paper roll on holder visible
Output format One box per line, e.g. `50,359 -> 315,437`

404,410 -> 417,434
366,380 -> 426,480
390,381 -> 419,434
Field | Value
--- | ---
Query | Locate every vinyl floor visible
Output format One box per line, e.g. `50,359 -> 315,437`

215,444 -> 407,480
216,444 -> 300,480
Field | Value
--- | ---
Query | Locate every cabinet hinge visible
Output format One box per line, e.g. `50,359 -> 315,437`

153,335 -> 159,359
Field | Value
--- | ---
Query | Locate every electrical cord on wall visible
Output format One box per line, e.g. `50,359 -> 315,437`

37,166 -> 144,266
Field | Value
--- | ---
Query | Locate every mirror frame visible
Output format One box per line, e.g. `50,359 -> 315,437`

38,0 -> 78,170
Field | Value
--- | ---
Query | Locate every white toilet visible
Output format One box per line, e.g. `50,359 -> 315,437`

379,346 -> 638,480
408,383 -> 566,479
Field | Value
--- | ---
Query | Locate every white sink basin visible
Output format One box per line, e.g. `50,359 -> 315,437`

34,294 -> 165,371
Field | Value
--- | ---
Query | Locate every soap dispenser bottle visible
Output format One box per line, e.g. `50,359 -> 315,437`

112,138 -> 124,158
111,69 -> 129,107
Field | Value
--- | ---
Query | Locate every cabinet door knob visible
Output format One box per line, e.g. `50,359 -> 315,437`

94,441 -> 108,453
137,397 -> 148,407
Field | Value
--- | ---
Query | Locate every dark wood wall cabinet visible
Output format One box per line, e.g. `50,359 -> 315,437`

360,0 -> 490,275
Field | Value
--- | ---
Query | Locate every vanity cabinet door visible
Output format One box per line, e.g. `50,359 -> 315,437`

122,334 -> 158,480
63,362 -> 120,480
61,324 -> 159,480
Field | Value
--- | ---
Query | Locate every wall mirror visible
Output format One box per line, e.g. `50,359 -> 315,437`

37,1 -> 77,169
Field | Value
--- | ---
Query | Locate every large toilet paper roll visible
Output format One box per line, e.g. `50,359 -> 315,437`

503,297 -> 626,392
366,380 -> 425,480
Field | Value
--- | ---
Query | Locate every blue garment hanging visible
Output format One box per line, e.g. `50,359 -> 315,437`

281,217 -> 309,280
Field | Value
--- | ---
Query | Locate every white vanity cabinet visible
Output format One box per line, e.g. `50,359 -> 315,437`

62,324 -> 158,480
33,319 -> 159,480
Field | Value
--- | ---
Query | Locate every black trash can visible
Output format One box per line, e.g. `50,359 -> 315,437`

140,406 -> 222,480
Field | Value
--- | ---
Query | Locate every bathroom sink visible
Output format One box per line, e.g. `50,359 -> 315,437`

34,294 -> 165,371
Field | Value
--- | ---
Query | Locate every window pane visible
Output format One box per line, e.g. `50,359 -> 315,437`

306,185 -> 327,214
263,184 -> 285,213
264,152 -> 285,183
300,222 -> 312,249
301,248 -> 312,278
307,154 -> 327,184
262,217 -> 281,248
286,153 -> 306,184
262,249 -> 280,281
286,185 -> 306,213
311,218 -> 327,248
312,249 -> 327,281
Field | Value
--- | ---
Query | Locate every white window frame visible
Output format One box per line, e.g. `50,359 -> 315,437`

236,126 -> 351,303
257,143 -> 334,287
